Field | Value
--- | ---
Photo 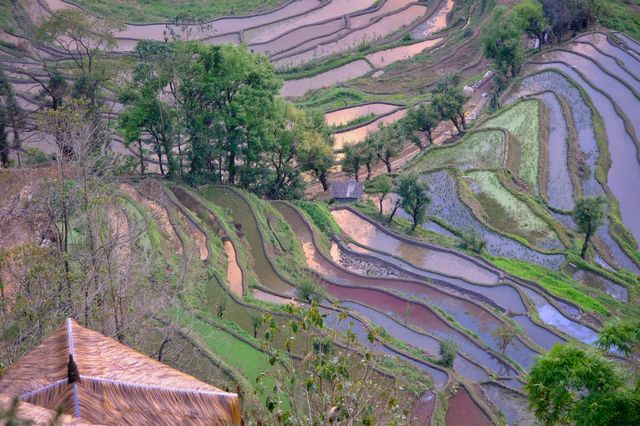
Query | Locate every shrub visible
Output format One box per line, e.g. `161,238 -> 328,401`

439,339 -> 458,368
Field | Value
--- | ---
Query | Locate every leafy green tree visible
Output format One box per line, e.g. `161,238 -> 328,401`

483,6 -> 526,79
492,323 -> 515,355
298,132 -> 334,192
597,319 -> 640,371
358,137 -> 377,181
431,75 -> 467,134
365,175 -> 394,215
175,42 -> 282,186
373,124 -> 404,173
526,343 -> 640,426
341,143 -> 362,181
439,339 -> 458,368
572,195 -> 608,259
398,174 -> 430,232
514,0 -> 549,43
404,103 -> 439,150
119,42 -> 180,177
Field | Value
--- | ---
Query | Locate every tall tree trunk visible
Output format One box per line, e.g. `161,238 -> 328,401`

365,162 -> 372,181
156,147 -> 164,176
137,139 -> 145,175
426,129 -> 433,145
387,200 -> 401,223
451,118 -> 461,134
581,226 -> 592,259
319,172 -> 329,192
459,112 -> 467,130
383,156 -> 392,173
228,150 -> 237,185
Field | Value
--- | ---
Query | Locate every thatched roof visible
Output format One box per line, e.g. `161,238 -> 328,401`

0,319 -> 241,425
0,394 -> 93,425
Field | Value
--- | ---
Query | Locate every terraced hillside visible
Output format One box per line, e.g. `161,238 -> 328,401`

2,0 -> 640,424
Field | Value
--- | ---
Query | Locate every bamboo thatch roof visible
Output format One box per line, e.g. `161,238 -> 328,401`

0,394 -> 93,425
0,319 -> 241,425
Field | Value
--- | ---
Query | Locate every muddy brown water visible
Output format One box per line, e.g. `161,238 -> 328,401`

411,390 -> 436,423
280,60 -> 372,97
445,386 -> 492,426
245,0 -> 376,44
328,284 -> 518,376
530,62 -> 640,245
344,241 -> 528,314
419,0 -> 454,37
223,240 -> 244,297
277,203 -> 520,349
275,203 -> 518,376
331,209 -> 499,284
276,4 -> 428,67
323,305 -> 450,389
324,103 -> 400,127
250,18 -> 346,55
341,301 -> 491,383
203,187 -> 294,295
43,0 -> 320,46
333,109 -> 407,149
365,37 -> 442,67
349,0 -> 415,28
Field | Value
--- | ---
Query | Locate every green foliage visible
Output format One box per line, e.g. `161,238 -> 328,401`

526,343 -> 640,426
596,318 -> 640,358
573,195 -> 608,259
297,201 -> 341,239
397,173 -> 430,232
403,103 -> 439,149
438,339 -> 458,368
482,6 -> 526,78
492,323 -> 515,355
295,279 -> 326,303
431,74 -> 467,134
458,230 -> 486,254
365,175 -> 394,215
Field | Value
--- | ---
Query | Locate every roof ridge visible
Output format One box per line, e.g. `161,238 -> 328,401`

79,376 -> 238,398
19,379 -> 66,401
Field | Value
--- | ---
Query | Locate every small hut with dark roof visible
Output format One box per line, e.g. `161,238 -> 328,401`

0,319 -> 241,425
331,180 -> 364,202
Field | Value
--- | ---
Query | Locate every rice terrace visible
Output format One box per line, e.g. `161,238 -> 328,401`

1,0 -> 639,424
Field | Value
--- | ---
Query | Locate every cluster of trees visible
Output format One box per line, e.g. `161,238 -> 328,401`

341,74 -> 467,181
366,174 -> 430,232
482,0 -> 602,108
527,318 -> 640,425
119,40 -> 335,198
